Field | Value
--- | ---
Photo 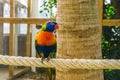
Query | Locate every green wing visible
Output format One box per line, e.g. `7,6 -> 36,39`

50,31 -> 57,58
50,41 -> 57,58
35,40 -> 43,57
35,40 -> 39,54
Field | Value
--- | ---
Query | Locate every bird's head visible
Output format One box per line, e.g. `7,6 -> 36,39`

42,21 -> 59,32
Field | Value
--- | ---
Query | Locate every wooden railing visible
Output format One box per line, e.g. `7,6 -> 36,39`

1,0 -> 54,78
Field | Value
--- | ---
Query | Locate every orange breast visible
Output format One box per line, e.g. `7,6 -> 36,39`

36,31 -> 56,46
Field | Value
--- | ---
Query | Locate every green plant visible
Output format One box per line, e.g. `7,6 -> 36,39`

102,26 -> 120,80
103,1 -> 120,79
103,4 -> 115,19
39,0 -> 57,18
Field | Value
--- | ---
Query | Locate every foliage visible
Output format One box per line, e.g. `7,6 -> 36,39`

39,0 -> 57,18
102,1 -> 120,80
102,26 -> 120,80
104,69 -> 120,80
103,4 -> 115,19
102,26 -> 120,59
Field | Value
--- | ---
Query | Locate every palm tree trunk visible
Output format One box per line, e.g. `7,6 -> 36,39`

56,0 -> 103,80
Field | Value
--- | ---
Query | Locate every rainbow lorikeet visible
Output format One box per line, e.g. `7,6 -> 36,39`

35,21 -> 59,62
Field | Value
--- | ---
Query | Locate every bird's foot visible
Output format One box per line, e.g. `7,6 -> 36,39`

41,57 -> 45,63
46,57 -> 50,62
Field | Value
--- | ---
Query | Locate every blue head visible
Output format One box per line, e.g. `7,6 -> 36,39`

43,21 -> 59,32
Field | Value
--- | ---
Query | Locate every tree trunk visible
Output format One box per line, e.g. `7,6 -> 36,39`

56,0 -> 103,80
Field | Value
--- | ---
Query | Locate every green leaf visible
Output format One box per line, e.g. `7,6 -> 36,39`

44,7 -> 48,10
39,10 -> 43,13
39,0 -> 57,18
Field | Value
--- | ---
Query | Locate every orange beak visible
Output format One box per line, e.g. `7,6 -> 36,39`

54,25 -> 59,30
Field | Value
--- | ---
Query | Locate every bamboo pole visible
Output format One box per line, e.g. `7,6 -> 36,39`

98,0 -> 103,36
31,0 -> 39,72
1,17 -> 120,26
0,18 -> 55,24
98,0 -> 104,79
103,20 -> 120,26
26,0 -> 31,57
98,0 -> 103,65
9,0 -> 14,77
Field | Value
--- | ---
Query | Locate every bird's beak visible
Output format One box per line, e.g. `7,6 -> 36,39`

54,25 -> 59,30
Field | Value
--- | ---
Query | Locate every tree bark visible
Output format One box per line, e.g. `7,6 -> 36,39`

56,0 -> 103,80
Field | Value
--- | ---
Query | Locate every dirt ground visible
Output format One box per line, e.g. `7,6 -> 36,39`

15,68 -> 56,80
0,66 -> 25,80
15,71 -> 47,80
0,67 -> 55,80
0,67 -> 9,80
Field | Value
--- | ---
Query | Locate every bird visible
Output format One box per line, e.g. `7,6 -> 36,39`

35,21 -> 59,62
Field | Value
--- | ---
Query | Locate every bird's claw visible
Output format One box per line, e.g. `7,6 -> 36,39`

41,57 -> 44,63
41,57 -> 50,63
46,57 -> 50,62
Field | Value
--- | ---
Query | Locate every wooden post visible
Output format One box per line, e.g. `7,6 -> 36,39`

98,0 -> 103,53
98,0 -> 103,36
14,6 -> 19,56
0,3 -> 3,55
9,0 -> 15,77
31,0 -> 40,72
26,0 -> 31,57
0,18 -> 55,24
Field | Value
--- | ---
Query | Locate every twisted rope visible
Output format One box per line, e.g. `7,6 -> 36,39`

0,55 -> 120,69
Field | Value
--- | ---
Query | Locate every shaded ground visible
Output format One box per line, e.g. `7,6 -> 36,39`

15,71 -> 46,80
0,67 -> 9,80
0,66 -> 25,80
15,68 -> 56,80
0,66 -> 55,80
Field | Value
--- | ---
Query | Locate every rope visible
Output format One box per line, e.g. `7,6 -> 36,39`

0,55 -> 120,69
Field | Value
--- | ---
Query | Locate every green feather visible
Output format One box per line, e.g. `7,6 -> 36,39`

35,40 -> 43,57
49,41 -> 57,58
41,23 -> 47,31
35,40 -> 39,54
